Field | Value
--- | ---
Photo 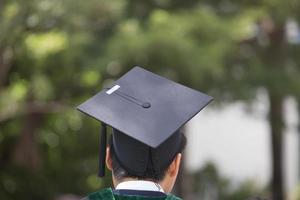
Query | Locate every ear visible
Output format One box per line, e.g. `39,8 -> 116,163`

167,153 -> 182,177
105,147 -> 113,171
159,153 -> 182,193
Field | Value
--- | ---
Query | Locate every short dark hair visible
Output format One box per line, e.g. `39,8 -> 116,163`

109,134 -> 187,182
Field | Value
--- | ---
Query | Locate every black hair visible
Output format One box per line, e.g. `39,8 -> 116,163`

109,134 -> 187,182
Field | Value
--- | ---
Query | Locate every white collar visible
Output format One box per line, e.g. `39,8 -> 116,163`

116,180 -> 164,193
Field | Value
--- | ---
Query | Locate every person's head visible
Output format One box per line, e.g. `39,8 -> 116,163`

77,67 -> 213,192
105,129 -> 187,193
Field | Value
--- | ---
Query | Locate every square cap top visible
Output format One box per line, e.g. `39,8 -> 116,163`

77,66 -> 213,148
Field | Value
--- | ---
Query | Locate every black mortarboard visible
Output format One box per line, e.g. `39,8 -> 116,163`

77,66 -> 213,177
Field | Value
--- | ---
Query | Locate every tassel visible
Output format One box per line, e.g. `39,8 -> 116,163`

98,122 -> 107,177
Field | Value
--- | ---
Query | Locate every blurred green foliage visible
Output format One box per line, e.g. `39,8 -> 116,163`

1,0 -> 300,199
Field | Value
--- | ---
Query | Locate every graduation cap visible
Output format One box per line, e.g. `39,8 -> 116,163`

77,66 -> 213,177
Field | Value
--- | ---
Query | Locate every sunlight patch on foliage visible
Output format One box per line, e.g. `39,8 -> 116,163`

10,80 -> 28,101
0,79 -> 28,121
54,117 -> 68,133
31,74 -> 53,101
80,70 -> 101,87
149,9 -> 170,25
3,2 -> 19,19
67,110 -> 82,131
40,131 -> 60,148
25,32 -> 67,59
231,8 -> 267,41
119,19 -> 140,35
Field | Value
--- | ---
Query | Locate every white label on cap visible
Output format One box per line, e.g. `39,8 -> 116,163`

106,85 -> 120,94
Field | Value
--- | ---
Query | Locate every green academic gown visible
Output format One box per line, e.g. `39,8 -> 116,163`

85,188 -> 182,200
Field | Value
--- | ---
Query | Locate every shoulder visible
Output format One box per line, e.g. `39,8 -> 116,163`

82,188 -> 114,200
166,194 -> 182,200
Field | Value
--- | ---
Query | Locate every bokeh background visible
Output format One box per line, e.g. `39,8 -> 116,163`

1,0 -> 300,200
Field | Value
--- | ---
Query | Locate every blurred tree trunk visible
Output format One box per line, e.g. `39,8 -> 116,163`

0,0 -> 4,13
297,99 -> 300,182
0,48 -> 13,88
262,22 -> 286,200
12,102 -> 43,170
268,92 -> 285,200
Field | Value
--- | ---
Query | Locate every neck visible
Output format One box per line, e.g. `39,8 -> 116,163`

114,177 -> 160,186
115,180 -> 164,192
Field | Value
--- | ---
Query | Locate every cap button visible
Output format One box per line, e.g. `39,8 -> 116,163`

142,102 -> 151,108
